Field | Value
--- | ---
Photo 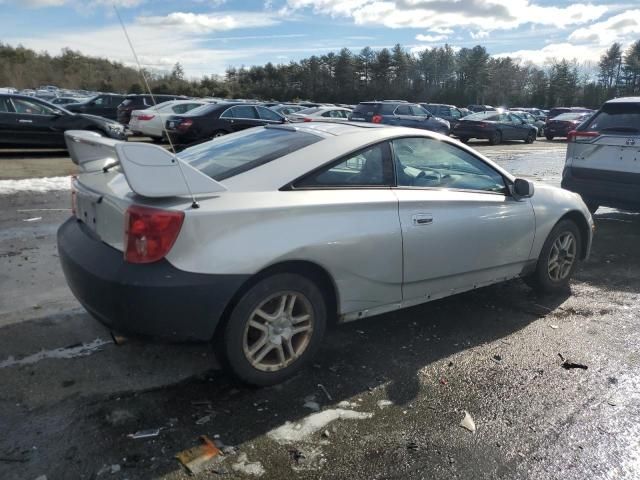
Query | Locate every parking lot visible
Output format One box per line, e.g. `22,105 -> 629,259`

1,139 -> 639,480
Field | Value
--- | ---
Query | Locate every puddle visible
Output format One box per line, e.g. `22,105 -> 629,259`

0,338 -> 112,368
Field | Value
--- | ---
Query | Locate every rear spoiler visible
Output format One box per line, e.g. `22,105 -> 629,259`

65,130 -> 226,198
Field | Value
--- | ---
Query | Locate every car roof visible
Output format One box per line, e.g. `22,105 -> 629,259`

605,96 -> 640,104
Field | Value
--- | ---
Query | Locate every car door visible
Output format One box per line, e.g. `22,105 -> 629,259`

291,141 -> 403,317
0,97 -> 19,144
391,137 -> 535,303
508,114 -> 530,140
391,104 -> 416,127
7,96 -> 63,145
219,105 -> 263,132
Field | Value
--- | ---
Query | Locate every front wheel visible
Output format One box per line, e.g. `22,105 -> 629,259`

524,131 -> 536,144
211,130 -> 227,139
217,273 -> 327,386
525,219 -> 581,293
459,137 -> 469,144
489,131 -> 502,145
546,134 -> 554,141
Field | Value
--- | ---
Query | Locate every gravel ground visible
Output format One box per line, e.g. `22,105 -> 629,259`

0,139 -> 638,480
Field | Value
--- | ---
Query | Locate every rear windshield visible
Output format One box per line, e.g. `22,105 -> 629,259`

178,127 -> 322,181
582,103 -> 640,134
352,103 -> 381,115
554,113 -> 588,121
465,112 -> 500,121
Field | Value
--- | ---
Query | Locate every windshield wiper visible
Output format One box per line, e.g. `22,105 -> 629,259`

600,127 -> 640,133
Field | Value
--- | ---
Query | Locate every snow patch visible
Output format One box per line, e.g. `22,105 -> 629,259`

267,409 -> 373,444
0,338 -> 111,368
232,453 -> 265,477
377,399 -> 394,409
0,176 -> 71,195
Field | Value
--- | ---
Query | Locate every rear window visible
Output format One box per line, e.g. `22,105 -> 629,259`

465,112 -> 500,121
583,103 -> 640,134
178,127 -> 322,181
554,113 -> 587,121
352,103 -> 381,115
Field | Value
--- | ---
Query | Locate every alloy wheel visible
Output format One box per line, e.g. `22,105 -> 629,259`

243,291 -> 314,372
547,232 -> 577,281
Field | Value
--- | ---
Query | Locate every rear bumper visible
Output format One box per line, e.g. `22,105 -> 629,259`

562,166 -> 640,211
452,129 -> 491,140
57,218 -> 249,341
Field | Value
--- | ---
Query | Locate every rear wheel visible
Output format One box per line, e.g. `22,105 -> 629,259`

211,130 -> 227,139
489,131 -> 502,145
546,134 -> 554,141
525,219 -> 581,293
524,131 -> 536,144
459,137 -> 469,144
217,273 -> 327,386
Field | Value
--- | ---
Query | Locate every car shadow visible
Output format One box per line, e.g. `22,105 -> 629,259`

0,148 -> 67,158
26,278 -> 573,478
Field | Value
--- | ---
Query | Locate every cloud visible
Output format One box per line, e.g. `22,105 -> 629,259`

568,10 -> 640,46
2,0 -> 143,6
470,30 -> 489,39
285,0 -> 608,31
137,11 -> 281,33
415,33 -> 448,42
495,42 -> 607,64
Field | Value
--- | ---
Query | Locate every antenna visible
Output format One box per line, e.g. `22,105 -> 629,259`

113,4 -> 200,209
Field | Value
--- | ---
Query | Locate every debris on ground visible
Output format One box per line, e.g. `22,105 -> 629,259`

195,415 -> 212,425
267,409 -> 373,444
317,384 -> 332,401
440,377 -> 448,385
105,409 -> 135,426
288,448 -> 305,464
232,452 -> 265,477
176,435 -> 222,475
377,399 -> 393,409
558,353 -> 588,370
493,354 -> 502,362
127,428 -> 161,439
22,217 -> 42,222
407,441 -> 419,451
550,324 -> 559,329
337,400 -> 358,408
303,401 -> 321,412
460,411 -> 476,433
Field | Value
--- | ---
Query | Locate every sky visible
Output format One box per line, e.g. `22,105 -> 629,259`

1,0 -> 639,78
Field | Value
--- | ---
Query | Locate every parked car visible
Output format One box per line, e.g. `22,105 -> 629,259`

467,104 -> 496,113
164,102 -> 286,146
421,103 -> 465,128
0,94 -> 126,146
288,106 -> 352,122
545,112 -> 592,140
116,94 -> 188,125
58,123 -> 593,385
350,101 -> 450,134
65,93 -> 126,120
547,107 -> 593,121
452,111 -> 537,144
128,100 -> 209,140
561,97 -> 640,213
510,110 -> 546,137
270,104 -> 307,116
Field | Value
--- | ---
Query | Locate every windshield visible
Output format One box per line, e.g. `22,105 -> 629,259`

553,113 -> 587,121
178,127 -> 322,181
465,112 -> 500,121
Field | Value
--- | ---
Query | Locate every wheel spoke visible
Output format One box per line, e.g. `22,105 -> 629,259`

276,344 -> 286,366
248,335 -> 268,357
254,308 -> 276,322
286,294 -> 297,316
253,343 -> 275,364
292,324 -> 312,336
276,295 -> 287,317
291,313 -> 311,324
249,319 -> 268,332
284,337 -> 296,360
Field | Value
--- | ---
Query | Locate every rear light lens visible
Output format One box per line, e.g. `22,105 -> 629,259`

124,205 -> 184,264
137,114 -> 155,121
70,176 -> 78,216
176,119 -> 193,132
303,117 -> 313,122
567,130 -> 599,143
372,114 -> 383,123
477,122 -> 489,128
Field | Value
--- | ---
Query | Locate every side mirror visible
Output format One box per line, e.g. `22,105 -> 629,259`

512,178 -> 534,199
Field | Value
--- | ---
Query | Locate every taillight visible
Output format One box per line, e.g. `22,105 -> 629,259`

567,130 -> 599,143
137,114 -> 155,121
70,176 -> 78,216
303,117 -> 313,122
372,114 -> 383,123
477,122 -> 489,128
124,205 -> 184,264
176,119 -> 193,132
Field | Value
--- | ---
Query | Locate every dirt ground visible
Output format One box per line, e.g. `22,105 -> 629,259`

0,139 -> 638,480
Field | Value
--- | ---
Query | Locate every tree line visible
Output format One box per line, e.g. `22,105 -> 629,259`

1,40 -> 639,108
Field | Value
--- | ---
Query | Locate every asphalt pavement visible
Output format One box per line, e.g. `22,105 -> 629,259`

0,139 -> 639,480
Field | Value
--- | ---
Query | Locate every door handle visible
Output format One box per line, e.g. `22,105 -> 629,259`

18,119 -> 33,123
412,214 -> 433,226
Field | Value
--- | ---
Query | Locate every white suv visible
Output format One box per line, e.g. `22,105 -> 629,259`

562,97 -> 640,213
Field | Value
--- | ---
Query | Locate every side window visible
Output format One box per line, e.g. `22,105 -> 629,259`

294,142 -> 394,188
93,96 -> 105,106
0,98 -> 10,112
220,107 -> 234,119
230,105 -> 258,119
393,137 -> 506,193
451,108 -> 462,119
257,106 -> 284,121
11,98 -> 56,115
395,105 -> 411,115
410,105 -> 428,116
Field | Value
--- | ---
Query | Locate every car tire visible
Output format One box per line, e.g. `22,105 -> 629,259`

459,137 -> 469,143
524,131 -> 535,144
546,134 -> 554,141
217,273 -> 327,386
489,131 -> 502,145
538,127 -> 544,137
211,130 -> 227,139
525,219 -> 581,294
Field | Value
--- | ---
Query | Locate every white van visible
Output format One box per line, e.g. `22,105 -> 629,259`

561,97 -> 640,213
